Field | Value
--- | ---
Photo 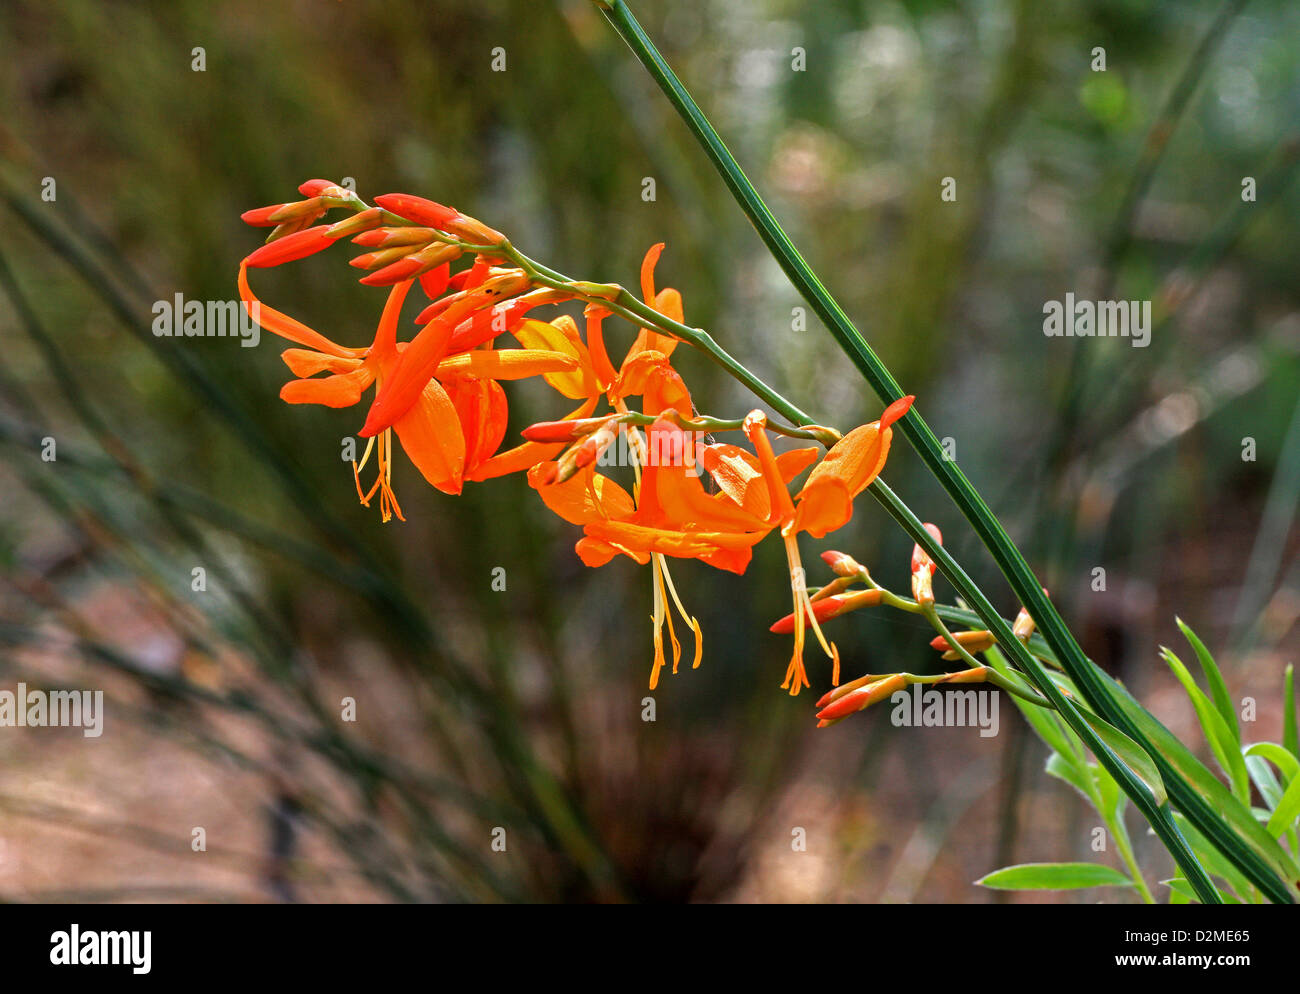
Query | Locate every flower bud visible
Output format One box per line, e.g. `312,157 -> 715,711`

349,245 -> 423,270
351,226 -> 439,248
521,417 -> 609,443
816,673 -> 908,723
929,630 -> 994,660
769,589 -> 882,634
244,225 -> 339,268
910,522 -> 943,605
1012,607 -> 1035,641
298,179 -> 338,197
325,208 -> 384,239
374,193 -> 460,230
359,243 -> 463,287
820,550 -> 865,578
445,214 -> 506,245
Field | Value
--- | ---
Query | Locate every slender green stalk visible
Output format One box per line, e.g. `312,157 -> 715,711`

592,0 -> 1297,904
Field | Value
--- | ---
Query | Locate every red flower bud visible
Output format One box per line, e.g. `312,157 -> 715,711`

374,193 -> 460,230
298,179 -> 337,197
243,225 -> 338,268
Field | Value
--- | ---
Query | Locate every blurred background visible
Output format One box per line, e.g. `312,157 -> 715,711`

0,0 -> 1297,903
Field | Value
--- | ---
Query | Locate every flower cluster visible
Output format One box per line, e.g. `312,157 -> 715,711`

239,182 -> 914,705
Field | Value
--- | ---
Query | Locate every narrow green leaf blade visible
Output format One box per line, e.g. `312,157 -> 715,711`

1081,711 -> 1167,807
1162,646 -> 1251,803
977,862 -> 1134,890
1286,664 -> 1298,760
1176,618 -> 1238,744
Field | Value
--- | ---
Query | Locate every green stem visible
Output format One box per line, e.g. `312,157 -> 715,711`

593,0 -> 1295,904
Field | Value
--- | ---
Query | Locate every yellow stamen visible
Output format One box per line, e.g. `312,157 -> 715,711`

782,532 -> 836,693
657,553 -> 703,671
352,429 -> 404,522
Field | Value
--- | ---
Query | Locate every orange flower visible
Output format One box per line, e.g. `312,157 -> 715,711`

743,395 -> 914,693
238,263 -> 577,520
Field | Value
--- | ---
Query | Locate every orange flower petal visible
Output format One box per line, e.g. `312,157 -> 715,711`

391,377 -> 466,494
510,317 -> 596,399
446,377 -> 508,472
436,347 -> 579,382
280,349 -> 363,378
789,477 -> 853,539
575,537 -> 619,568
279,367 -> 374,408
527,464 -> 635,526
360,314 -> 455,437
584,520 -> 768,558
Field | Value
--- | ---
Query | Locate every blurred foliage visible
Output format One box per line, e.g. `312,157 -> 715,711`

0,0 -> 1296,902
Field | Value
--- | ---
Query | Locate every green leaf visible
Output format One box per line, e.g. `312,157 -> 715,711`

1176,618 -> 1238,745
1081,711 -> 1167,807
1099,669 -> 1300,897
1171,814 -> 1252,903
1245,754 -> 1284,809
1161,646 -> 1251,804
1265,778 -> 1300,838
1046,752 -> 1101,804
1162,878 -> 1241,904
977,862 -> 1134,890
1244,742 -> 1300,781
1286,665 -> 1298,760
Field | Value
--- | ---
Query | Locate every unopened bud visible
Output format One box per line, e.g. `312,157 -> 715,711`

349,245 -> 423,270
351,226 -> 439,248
1012,607 -> 1036,641
445,214 -> 506,245
769,589 -> 882,634
820,550 -> 866,578
521,417 -> 610,444
244,225 -> 339,268
298,179 -> 338,197
374,193 -> 460,230
929,630 -> 995,660
325,207 -> 384,239
816,673 -> 908,723
359,243 -> 463,287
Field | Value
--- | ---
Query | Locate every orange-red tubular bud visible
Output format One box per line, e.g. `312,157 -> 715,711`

244,225 -> 339,268
351,226 -> 438,248
929,630 -> 995,660
360,244 -> 462,287
241,203 -> 291,227
521,417 -> 608,443
374,193 -> 460,231
325,208 -> 384,239
349,245 -> 421,270
444,215 -> 505,245
1012,607 -> 1036,641
909,521 -> 943,605
821,550 -> 865,578
816,673 -> 907,723
909,522 -> 943,575
769,589 -> 882,634
298,179 -> 338,197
